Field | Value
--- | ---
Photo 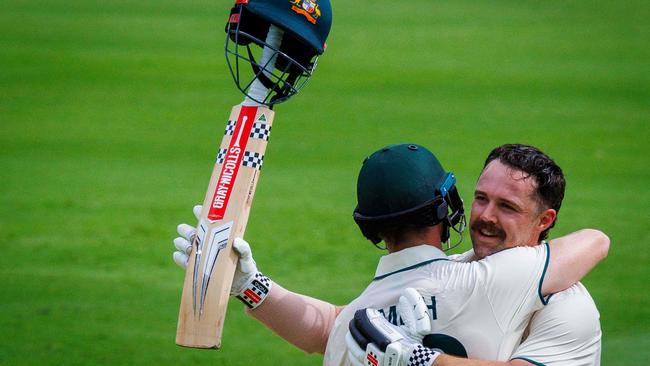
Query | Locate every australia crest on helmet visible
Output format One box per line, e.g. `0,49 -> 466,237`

290,0 -> 321,24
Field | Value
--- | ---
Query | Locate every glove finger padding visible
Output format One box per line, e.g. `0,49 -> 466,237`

172,236 -> 191,270
397,288 -> 432,339
348,312 -> 370,349
171,205 -> 201,271
192,205 -> 202,220
348,309 -> 406,366
347,308 -> 441,366
173,251 -> 189,269
173,237 -> 192,255
177,223 -> 196,242
233,237 -> 258,274
353,309 -> 403,350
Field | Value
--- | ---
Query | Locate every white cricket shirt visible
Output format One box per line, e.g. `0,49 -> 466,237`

511,282 -> 602,366
453,249 -> 602,365
323,244 -> 550,365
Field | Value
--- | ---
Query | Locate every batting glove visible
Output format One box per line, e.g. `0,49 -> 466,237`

171,206 -> 272,309
346,289 -> 439,366
229,237 -> 273,309
396,288 -> 433,342
172,205 -> 202,269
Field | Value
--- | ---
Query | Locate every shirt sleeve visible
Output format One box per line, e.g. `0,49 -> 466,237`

479,243 -> 550,331
449,249 -> 476,263
510,283 -> 602,366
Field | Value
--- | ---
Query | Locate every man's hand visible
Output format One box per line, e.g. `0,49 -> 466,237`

346,289 -> 440,366
171,205 -> 202,269
397,288 -> 433,342
171,205 -> 272,309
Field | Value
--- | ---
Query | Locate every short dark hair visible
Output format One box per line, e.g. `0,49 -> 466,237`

483,144 -> 566,241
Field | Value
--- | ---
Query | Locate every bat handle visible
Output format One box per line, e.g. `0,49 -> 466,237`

244,25 -> 284,106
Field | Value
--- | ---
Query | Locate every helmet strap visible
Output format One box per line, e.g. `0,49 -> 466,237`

441,186 -> 466,251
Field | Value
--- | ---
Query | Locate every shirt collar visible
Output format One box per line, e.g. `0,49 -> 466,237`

375,244 -> 448,279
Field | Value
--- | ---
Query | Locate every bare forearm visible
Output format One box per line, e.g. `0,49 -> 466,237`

246,282 -> 343,354
433,355 -> 531,366
542,228 -> 609,295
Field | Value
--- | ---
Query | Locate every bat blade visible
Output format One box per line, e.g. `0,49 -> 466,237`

176,104 -> 274,349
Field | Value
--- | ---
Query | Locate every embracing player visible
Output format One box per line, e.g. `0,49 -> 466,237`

345,144 -> 606,366
173,143 -> 608,364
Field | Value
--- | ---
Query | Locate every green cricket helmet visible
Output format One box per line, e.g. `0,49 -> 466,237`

225,0 -> 333,105
353,144 -> 466,249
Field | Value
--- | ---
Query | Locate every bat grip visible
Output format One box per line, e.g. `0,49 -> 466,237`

244,24 -> 284,106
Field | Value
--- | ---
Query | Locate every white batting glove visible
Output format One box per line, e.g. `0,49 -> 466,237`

171,205 -> 272,309
397,288 -> 433,342
172,205 -> 202,269
346,289 -> 439,366
230,237 -> 273,309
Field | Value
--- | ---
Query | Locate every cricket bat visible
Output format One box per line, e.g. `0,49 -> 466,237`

175,20 -> 284,348
175,103 -> 274,349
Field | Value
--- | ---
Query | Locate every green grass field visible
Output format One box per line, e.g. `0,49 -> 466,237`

1,0 -> 649,364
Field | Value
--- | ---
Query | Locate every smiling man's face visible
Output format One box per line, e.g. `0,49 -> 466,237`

469,160 -> 556,259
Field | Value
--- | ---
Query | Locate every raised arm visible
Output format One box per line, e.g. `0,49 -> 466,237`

432,356 -> 533,366
231,237 -> 342,353
172,210 -> 341,354
247,282 -> 343,354
541,229 -> 609,295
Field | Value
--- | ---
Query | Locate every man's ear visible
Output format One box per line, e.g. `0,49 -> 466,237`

538,208 -> 557,232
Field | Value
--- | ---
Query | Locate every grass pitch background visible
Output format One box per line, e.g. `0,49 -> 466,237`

1,0 -> 649,364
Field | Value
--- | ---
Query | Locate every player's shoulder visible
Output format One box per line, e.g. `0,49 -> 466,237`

537,282 -> 600,329
475,244 -> 548,273
471,245 -> 551,300
436,245 -> 546,274
547,282 -> 598,307
553,281 -> 591,295
513,283 -> 602,365
448,249 -> 476,263
420,245 -> 548,291
485,244 -> 547,260
531,282 -> 601,340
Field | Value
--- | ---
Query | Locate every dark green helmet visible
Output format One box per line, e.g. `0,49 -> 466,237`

244,0 -> 332,55
353,144 -> 466,249
225,0 -> 333,105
